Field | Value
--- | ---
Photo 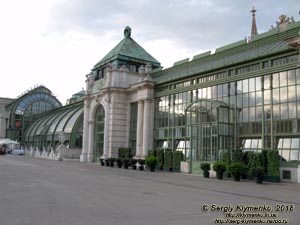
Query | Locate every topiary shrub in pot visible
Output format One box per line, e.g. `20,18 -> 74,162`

254,166 -> 264,184
105,159 -> 110,167
130,158 -> 137,170
228,162 -> 247,182
213,162 -> 226,179
123,158 -> 129,169
138,159 -> 145,171
116,158 -> 123,168
100,158 -> 105,166
200,162 -> 211,178
145,156 -> 158,172
108,158 -> 115,167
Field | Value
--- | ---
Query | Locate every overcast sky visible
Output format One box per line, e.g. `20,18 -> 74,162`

0,0 -> 299,104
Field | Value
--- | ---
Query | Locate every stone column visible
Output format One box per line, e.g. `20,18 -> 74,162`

142,99 -> 152,157
87,119 -> 94,162
135,100 -> 144,158
80,102 -> 90,162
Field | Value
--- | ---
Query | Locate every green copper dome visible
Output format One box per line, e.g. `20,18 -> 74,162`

93,26 -> 160,70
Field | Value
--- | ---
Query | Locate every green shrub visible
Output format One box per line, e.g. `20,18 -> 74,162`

248,152 -> 264,175
220,151 -> 231,164
267,150 -> 280,176
200,162 -> 210,172
156,148 -> 164,169
228,162 -> 247,177
118,148 -> 131,159
148,149 -> 156,157
213,161 -> 226,179
213,162 -> 226,173
172,151 -> 183,170
164,149 -> 172,169
254,166 -> 264,176
145,156 -> 158,167
232,150 -> 242,162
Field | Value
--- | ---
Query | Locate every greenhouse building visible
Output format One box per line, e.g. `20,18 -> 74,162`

1,11 -> 300,182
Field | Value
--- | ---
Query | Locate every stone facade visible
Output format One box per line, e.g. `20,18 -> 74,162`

80,64 -> 155,162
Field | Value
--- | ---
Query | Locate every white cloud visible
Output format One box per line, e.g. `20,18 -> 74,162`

0,0 -> 299,104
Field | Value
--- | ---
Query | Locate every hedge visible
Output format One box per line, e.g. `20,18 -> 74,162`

172,151 -> 184,170
267,150 -> 280,176
164,149 -> 172,169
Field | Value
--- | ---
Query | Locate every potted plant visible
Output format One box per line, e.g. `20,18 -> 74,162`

100,158 -> 105,166
130,158 -> 137,170
254,166 -> 264,184
200,162 -> 211,178
145,156 -> 158,172
105,159 -> 110,167
116,158 -> 123,168
213,162 -> 226,179
123,158 -> 129,169
228,162 -> 247,182
108,158 -> 115,167
138,159 -> 145,171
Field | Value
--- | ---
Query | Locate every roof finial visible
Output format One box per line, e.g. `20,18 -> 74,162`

124,26 -> 131,38
250,5 -> 258,42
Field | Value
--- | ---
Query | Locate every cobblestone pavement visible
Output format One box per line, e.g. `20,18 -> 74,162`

0,155 -> 299,225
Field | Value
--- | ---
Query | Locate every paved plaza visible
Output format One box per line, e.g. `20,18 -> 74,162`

0,156 -> 299,225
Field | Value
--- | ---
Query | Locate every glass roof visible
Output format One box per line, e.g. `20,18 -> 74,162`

23,102 -> 83,142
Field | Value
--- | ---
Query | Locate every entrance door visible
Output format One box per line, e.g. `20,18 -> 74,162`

94,105 -> 105,162
190,123 -> 218,162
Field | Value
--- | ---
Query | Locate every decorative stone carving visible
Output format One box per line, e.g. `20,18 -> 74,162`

86,73 -> 95,94
138,65 -> 146,76
145,63 -> 152,74
124,26 -> 131,38
120,64 -> 129,72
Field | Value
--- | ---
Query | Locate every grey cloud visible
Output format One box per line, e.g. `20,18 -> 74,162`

47,0 -> 300,51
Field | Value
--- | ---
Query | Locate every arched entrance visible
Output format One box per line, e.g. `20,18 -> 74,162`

93,105 -> 105,162
185,99 -> 237,166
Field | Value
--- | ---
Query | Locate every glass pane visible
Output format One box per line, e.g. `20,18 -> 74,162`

280,87 -> 288,102
273,88 -> 280,103
283,138 -> 291,148
242,79 -> 248,93
280,71 -> 288,87
255,77 -> 262,91
280,150 -> 290,161
273,73 -> 279,88
281,103 -> 288,119
249,78 -> 256,92
249,107 -> 255,121
288,86 -> 296,101
288,102 -> 296,118
291,138 -> 299,149
256,91 -> 262,105
237,81 -> 243,94
249,92 -> 255,106
273,104 -> 280,119
264,75 -> 271,89
287,70 -> 296,85
296,68 -> 300,84
242,93 -> 249,107
290,150 -> 299,161
264,90 -> 271,104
